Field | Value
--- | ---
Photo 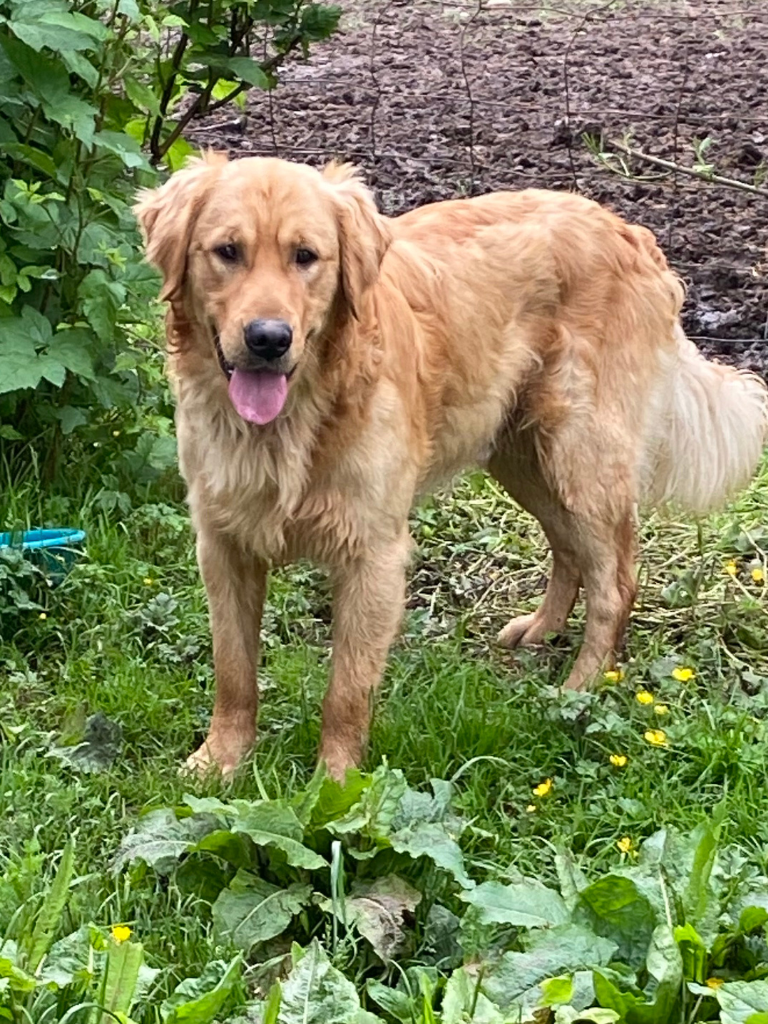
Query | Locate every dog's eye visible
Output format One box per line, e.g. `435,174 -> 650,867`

295,247 -> 318,267
214,243 -> 240,263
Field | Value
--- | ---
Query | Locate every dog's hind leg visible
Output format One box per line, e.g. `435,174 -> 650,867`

319,530 -> 410,780
562,508 -> 636,690
489,436 -> 637,690
489,444 -> 581,649
186,528 -> 267,778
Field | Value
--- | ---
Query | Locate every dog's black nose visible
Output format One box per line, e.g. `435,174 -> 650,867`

243,319 -> 293,361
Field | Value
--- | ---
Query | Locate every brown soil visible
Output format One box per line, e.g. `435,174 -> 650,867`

194,0 -> 768,372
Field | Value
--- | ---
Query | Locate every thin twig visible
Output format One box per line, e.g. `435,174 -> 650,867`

605,138 -> 768,197
368,0 -> 394,162
458,0 -> 484,195
562,0 -> 618,190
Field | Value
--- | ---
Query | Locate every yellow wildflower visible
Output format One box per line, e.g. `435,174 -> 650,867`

603,669 -> 624,683
617,837 -> 633,854
609,754 -> 628,768
38,612 -> 47,621
143,577 -> 154,586
724,560 -> 738,577
644,729 -> 668,747
672,667 -> 695,682
706,977 -> 724,990
525,804 -> 537,814
635,690 -> 654,705
752,567 -> 765,584
532,778 -> 553,798
111,925 -> 132,944
654,704 -> 669,716
112,430 -> 121,437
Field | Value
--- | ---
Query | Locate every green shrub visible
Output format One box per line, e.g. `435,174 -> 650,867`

0,0 -> 341,480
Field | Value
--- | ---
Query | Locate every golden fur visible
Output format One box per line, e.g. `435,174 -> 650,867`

135,154 -> 768,779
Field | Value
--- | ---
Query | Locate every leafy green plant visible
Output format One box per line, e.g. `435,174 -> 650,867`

113,768 -> 768,1023
0,0 -> 341,475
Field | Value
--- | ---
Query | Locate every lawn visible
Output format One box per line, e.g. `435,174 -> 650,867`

2,428 -> 768,1021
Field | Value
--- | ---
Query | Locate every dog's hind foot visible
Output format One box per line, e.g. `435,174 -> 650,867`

182,729 -> 254,781
498,611 -> 561,649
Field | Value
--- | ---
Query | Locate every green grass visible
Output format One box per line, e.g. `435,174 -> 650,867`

1,444 -> 768,1017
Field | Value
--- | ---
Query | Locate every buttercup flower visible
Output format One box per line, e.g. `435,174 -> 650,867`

617,837 -> 633,854
752,567 -> 765,584
609,754 -> 628,768
143,577 -> 154,586
111,925 -> 132,944
38,612 -> 47,621
654,704 -> 669,716
635,690 -> 654,705
724,560 -> 738,577
644,729 -> 668,747
706,978 -> 724,990
672,667 -> 695,682
532,778 -> 552,798
525,804 -> 537,814
603,669 -> 624,683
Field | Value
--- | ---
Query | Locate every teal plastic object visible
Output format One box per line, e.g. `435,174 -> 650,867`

0,528 -> 87,581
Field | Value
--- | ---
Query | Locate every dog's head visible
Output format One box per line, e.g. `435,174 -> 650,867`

134,154 -> 391,425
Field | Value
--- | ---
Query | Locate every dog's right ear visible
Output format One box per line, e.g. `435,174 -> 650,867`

133,152 -> 227,301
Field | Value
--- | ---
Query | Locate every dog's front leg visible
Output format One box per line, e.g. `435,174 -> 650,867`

186,528 -> 267,778
319,535 -> 410,780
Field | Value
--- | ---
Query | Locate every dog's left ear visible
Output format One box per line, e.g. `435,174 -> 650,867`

324,162 -> 391,320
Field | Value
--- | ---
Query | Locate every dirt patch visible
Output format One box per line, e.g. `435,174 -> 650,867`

193,0 -> 768,373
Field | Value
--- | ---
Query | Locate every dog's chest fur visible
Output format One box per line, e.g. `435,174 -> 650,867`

175,373 -> 402,565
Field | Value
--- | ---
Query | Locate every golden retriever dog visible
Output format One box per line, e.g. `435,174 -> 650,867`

135,154 -> 768,780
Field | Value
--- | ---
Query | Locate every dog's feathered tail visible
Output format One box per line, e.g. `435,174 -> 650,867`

642,326 -> 768,512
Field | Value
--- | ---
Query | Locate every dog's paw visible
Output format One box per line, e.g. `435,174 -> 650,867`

498,613 -> 551,649
181,735 -> 252,781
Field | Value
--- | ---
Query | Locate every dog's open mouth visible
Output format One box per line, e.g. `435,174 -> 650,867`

214,333 -> 296,426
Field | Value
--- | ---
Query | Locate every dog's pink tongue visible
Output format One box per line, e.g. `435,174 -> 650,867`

228,369 -> 288,425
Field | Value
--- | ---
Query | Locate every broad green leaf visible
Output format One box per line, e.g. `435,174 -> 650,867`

684,821 -> 718,927
740,906 -> 768,934
540,975 -> 573,1006
161,956 -> 242,1024
218,57 -> 269,90
459,879 -> 569,928
25,839 -> 75,972
554,1009 -> 619,1023
366,980 -> 414,1023
593,973 -> 646,1019
0,335 -> 43,393
329,764 -> 408,837
717,981 -> 768,1023
576,875 -> 655,968
112,809 -> 218,874
231,803 -> 326,870
635,924 -> 683,1023
390,821 -> 473,888
124,75 -> 161,117
93,130 -> 150,170
555,848 -> 589,910
278,940 -> 361,1024
101,939 -> 144,1021
212,871 -> 311,952
0,942 -> 37,993
674,922 -> 707,984
300,4 -> 343,42
483,924 -> 618,1011
47,329 -> 96,381
441,968 -> 506,1024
